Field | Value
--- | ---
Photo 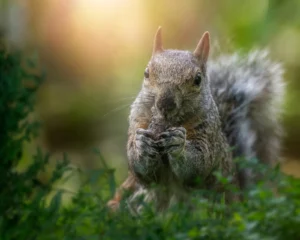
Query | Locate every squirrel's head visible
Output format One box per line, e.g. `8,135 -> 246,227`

143,27 -> 211,123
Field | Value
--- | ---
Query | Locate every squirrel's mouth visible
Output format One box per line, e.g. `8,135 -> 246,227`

158,110 -> 185,126
152,105 -> 186,126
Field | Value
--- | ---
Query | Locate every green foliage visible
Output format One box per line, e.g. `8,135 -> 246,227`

17,162 -> 299,240
1,48 -> 300,240
0,47 -> 45,239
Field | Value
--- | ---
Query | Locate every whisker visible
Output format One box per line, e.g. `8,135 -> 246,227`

100,103 -> 132,120
98,94 -> 156,121
113,96 -> 136,102
104,96 -> 137,105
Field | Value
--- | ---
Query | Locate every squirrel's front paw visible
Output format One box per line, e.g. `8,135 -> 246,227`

135,128 -> 158,157
157,127 -> 186,156
132,129 -> 160,178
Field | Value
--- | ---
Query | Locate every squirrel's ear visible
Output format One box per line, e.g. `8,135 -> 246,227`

193,31 -> 210,64
153,26 -> 164,55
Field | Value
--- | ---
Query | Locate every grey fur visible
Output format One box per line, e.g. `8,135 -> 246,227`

125,47 -> 284,211
209,49 -> 285,187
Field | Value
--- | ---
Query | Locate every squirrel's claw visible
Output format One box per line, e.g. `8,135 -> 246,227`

156,127 -> 186,155
159,127 -> 186,138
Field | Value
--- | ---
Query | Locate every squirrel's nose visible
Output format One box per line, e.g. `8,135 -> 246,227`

156,95 -> 177,116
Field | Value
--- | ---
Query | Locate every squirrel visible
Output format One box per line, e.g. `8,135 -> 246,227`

107,27 -> 285,212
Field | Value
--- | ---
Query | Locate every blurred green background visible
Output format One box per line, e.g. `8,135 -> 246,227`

1,0 -> 300,182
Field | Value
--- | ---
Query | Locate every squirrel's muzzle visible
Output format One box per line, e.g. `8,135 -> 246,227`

156,89 -> 177,118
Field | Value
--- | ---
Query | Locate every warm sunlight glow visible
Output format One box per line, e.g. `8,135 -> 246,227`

18,0 -> 146,83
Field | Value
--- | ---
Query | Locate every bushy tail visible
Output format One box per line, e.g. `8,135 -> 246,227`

208,50 -> 285,187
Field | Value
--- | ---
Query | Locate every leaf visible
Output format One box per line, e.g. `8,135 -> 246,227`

48,190 -> 63,213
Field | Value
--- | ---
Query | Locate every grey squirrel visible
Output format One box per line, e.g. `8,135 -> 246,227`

107,27 -> 285,212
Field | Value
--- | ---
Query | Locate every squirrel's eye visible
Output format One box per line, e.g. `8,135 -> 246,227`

194,72 -> 202,86
144,68 -> 149,79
